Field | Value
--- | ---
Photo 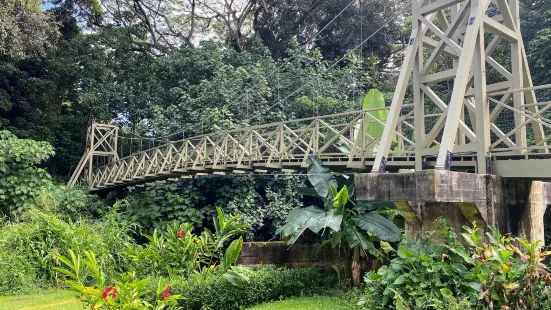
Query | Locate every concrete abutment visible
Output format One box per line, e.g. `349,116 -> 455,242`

355,171 -> 551,244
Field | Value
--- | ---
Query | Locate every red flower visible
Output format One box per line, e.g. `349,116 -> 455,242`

162,285 -> 171,300
206,237 -> 211,243
102,286 -> 113,299
176,230 -> 186,238
191,252 -> 195,256
112,288 -> 117,300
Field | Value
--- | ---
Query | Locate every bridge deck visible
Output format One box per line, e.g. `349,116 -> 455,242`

89,153 -> 551,191
77,103 -> 551,191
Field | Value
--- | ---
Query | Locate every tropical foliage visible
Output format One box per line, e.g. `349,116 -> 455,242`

126,207 -> 251,283
125,174 -> 304,240
0,206 -> 134,294
276,156 -> 401,285
361,219 -> 551,310
55,250 -> 182,309
0,131 -> 55,216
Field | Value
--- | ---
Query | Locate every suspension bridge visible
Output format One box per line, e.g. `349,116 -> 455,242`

69,0 -> 551,192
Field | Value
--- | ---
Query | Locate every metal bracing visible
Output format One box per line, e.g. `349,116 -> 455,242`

78,91 -> 551,191
84,109 -> 422,190
69,0 -> 551,191
372,0 -> 548,174
68,122 -> 119,187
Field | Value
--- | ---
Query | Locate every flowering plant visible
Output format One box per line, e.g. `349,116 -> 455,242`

126,207 -> 249,279
54,250 -> 181,309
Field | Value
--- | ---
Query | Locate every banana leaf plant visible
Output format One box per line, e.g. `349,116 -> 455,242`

276,155 -> 401,285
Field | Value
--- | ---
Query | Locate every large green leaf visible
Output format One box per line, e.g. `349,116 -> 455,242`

362,89 -> 385,110
363,89 -> 386,139
335,174 -> 355,199
333,185 -> 349,209
276,206 -> 343,245
344,225 -> 375,251
351,213 -> 401,242
296,187 -> 321,198
308,208 -> 343,233
223,267 -> 251,287
306,156 -> 337,198
221,237 -> 243,271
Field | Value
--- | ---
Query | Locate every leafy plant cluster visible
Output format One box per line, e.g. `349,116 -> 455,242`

125,173 -> 304,240
171,266 -> 337,310
0,130 -> 55,216
56,254 -> 337,310
126,207 -> 252,285
37,185 -> 108,221
52,207 -> 254,309
55,250 -> 182,310
0,206 -> 134,295
360,219 -> 551,310
277,156 -> 401,285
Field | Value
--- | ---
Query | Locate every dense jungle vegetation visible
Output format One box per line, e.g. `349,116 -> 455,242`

1,0 -> 551,309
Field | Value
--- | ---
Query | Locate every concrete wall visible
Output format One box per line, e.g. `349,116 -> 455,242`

236,242 -> 346,268
355,171 -> 551,245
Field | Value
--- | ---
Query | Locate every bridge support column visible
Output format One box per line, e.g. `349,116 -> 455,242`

504,180 -> 551,245
355,171 -> 550,244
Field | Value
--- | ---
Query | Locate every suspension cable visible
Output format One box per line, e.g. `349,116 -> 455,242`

244,4 -> 409,124
147,0 -> 359,140
113,1 -> 408,149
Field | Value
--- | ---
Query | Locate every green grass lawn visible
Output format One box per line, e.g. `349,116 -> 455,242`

247,296 -> 355,310
0,291 -> 354,310
0,290 -> 81,310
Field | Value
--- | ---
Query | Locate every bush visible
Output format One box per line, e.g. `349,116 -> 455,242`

0,208 -> 135,294
126,207 -> 249,279
172,267 -> 337,310
37,185 -> 107,221
55,250 -> 182,309
124,175 -> 303,240
0,130 -> 55,217
0,248 -> 40,295
360,219 -> 551,310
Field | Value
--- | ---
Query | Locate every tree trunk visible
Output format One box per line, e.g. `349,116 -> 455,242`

343,246 -> 352,286
351,246 -> 362,286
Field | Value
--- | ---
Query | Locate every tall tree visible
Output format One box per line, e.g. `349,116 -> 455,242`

0,0 -> 59,60
521,0 -> 551,86
253,0 -> 408,63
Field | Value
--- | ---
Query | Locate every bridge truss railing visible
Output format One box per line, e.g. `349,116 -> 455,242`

89,108 -> 419,189
84,86 -> 551,190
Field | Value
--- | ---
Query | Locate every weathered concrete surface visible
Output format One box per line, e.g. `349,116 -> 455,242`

503,180 -> 551,244
355,171 -> 508,239
355,171 -> 550,244
237,242 -> 349,269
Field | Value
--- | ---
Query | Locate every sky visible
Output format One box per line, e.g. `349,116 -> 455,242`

41,1 -> 54,10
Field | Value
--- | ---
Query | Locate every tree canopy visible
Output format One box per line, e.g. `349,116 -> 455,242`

0,0 -> 548,177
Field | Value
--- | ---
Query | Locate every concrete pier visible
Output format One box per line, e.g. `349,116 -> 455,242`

355,171 -> 551,244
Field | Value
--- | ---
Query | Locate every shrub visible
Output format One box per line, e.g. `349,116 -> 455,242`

124,174 -> 303,240
126,207 -> 250,280
55,250 -> 182,309
172,267 -> 337,310
0,207 -> 135,294
36,185 -> 107,221
0,130 -> 55,217
360,219 -> 551,310
0,247 -> 40,295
